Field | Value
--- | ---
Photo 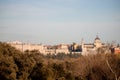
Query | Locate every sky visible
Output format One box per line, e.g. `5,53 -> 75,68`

0,0 -> 120,45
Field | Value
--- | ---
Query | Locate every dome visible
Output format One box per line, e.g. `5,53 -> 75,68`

95,35 -> 100,40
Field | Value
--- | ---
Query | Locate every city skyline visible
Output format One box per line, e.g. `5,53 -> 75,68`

0,0 -> 120,45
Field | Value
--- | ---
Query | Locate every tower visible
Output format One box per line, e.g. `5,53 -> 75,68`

81,39 -> 87,55
81,38 -> 84,48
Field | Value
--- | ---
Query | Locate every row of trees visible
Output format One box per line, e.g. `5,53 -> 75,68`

0,42 -> 120,80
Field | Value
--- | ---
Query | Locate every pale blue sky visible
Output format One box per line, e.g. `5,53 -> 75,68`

0,0 -> 120,44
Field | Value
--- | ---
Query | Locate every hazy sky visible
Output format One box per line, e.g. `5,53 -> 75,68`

0,0 -> 120,45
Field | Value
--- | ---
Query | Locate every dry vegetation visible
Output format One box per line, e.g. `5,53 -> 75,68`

0,42 -> 120,80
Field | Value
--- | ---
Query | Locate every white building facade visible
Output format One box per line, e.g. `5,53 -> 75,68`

81,36 -> 105,55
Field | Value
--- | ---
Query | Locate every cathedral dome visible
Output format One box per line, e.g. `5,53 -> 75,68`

95,36 -> 100,40
94,35 -> 102,48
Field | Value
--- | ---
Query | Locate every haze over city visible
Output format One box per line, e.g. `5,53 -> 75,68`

0,0 -> 120,45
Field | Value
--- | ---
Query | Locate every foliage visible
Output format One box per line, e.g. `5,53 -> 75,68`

0,42 -> 120,80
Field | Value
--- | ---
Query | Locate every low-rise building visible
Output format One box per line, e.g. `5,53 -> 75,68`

56,44 -> 69,54
114,47 -> 120,54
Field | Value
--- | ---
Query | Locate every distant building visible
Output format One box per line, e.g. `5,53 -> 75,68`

7,41 -> 46,54
81,36 -> 105,55
44,46 -> 56,55
7,36 -> 111,55
56,44 -> 69,54
8,41 -> 69,55
69,42 -> 82,53
44,44 -> 69,54
114,47 -> 120,54
110,47 -> 120,54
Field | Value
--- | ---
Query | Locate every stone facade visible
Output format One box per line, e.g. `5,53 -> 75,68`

8,41 -> 69,55
81,36 -> 105,55
7,36 -> 107,55
7,41 -> 46,54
